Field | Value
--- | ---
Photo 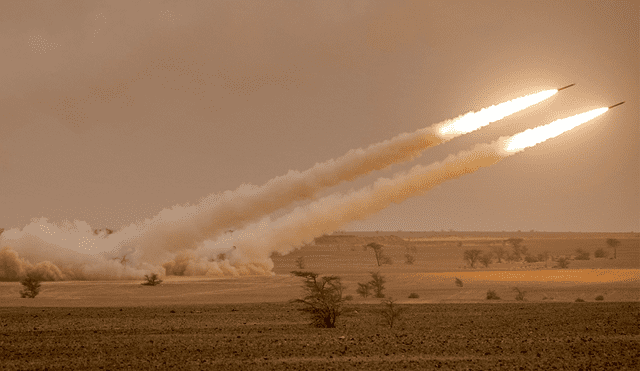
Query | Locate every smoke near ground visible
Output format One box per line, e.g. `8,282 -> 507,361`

3,93 -> 602,282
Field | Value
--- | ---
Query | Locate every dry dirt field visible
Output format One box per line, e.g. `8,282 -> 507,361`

1,302 -> 638,370
1,232 -> 638,369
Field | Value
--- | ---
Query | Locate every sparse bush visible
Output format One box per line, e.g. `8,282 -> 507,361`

380,255 -> 393,265
505,253 -> 518,263
404,254 -> 415,265
537,251 -> 550,265
295,256 -> 305,269
406,246 -> 417,253
574,248 -> 590,260
408,293 -> 419,299
575,298 -> 585,302
606,238 -> 620,259
594,248 -> 609,258
455,277 -> 463,287
595,295 -> 604,301
20,274 -> 41,298
380,298 -> 404,329
290,271 -> 344,328
524,254 -> 538,263
555,257 -> 570,269
344,295 -> 353,301
486,290 -> 500,300
479,252 -> 493,267
463,249 -> 483,268
356,282 -> 371,298
368,271 -> 386,298
506,238 -> 527,260
491,246 -> 507,263
513,287 -> 527,301
141,273 -> 163,286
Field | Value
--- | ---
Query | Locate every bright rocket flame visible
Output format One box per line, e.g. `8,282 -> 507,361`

436,89 -> 558,138
503,107 -> 608,152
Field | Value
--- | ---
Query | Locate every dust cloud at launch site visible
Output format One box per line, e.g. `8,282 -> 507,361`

1,1 -> 637,281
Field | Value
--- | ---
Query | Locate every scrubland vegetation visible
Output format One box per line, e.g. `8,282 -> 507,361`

2,232 -> 637,369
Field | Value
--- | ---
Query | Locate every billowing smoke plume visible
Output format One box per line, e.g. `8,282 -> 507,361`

173,107 -> 609,275
100,88 -> 558,262
0,89 -> 567,281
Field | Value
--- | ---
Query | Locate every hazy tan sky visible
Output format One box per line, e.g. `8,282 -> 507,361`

2,0 -> 638,232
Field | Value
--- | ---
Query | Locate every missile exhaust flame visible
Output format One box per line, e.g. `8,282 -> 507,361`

435,89 -> 557,139
502,108 -> 608,153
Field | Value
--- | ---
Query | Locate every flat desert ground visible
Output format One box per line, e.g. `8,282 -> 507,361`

1,232 -> 639,370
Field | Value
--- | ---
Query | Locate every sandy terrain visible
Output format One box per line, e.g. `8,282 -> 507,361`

1,232 -> 638,369
1,302 -> 638,370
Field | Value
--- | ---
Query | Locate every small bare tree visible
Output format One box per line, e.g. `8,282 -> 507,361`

295,256 -> 306,269
555,257 -> 570,269
491,246 -> 506,263
606,238 -> 620,259
506,238 -> 527,260
20,274 -> 41,298
513,287 -> 527,301
380,297 -> 404,329
404,254 -> 415,265
142,273 -> 163,286
479,252 -> 493,268
455,277 -> 463,287
366,243 -> 389,266
290,271 -> 344,328
356,282 -> 371,298
368,271 -> 386,298
463,249 -> 482,268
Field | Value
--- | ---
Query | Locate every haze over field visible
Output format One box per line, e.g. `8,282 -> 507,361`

1,1 -> 638,281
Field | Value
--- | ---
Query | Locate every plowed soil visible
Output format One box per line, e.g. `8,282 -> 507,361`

1,302 -> 638,370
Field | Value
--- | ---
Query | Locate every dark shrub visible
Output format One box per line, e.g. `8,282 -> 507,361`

368,272 -> 386,298
513,287 -> 526,301
380,298 -> 404,329
141,273 -> 163,286
408,293 -> 419,299
555,257 -> 570,268
20,274 -> 42,298
291,271 -> 344,328
356,282 -> 371,298
595,295 -> 604,301
574,248 -> 590,260
404,254 -> 415,265
486,290 -> 500,300
594,248 -> 608,258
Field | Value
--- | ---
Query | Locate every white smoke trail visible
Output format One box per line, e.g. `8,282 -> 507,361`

108,88 -> 558,261
187,107 -> 609,275
0,89 -> 559,280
